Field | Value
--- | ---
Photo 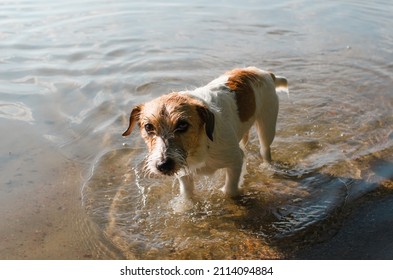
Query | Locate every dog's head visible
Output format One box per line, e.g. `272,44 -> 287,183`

122,93 -> 215,176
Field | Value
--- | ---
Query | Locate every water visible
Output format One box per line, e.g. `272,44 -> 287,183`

0,0 -> 392,259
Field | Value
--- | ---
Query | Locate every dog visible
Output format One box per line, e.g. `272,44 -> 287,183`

122,67 -> 288,198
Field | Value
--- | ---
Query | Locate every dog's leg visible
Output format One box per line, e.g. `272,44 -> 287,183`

255,100 -> 278,163
254,85 -> 278,163
222,148 -> 244,197
240,131 -> 249,149
223,166 -> 242,197
255,121 -> 273,163
178,174 -> 194,199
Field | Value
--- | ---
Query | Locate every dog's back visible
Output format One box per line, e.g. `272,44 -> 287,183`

184,67 -> 287,155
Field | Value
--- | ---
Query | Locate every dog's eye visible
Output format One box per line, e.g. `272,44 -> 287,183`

144,123 -> 155,134
175,120 -> 189,133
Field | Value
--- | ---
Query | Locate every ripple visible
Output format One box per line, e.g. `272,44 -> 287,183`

2,0 -> 392,260
0,102 -> 34,122
81,47 -> 393,258
82,144 -> 388,259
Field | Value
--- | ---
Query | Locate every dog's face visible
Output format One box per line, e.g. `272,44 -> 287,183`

123,93 -> 214,176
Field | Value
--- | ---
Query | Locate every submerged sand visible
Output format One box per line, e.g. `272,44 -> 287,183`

0,122 -> 120,259
1,124 -> 392,259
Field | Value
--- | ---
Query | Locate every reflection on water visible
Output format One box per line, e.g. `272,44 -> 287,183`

1,0 -> 392,259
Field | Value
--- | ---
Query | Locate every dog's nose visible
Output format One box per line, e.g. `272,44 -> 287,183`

156,158 -> 175,174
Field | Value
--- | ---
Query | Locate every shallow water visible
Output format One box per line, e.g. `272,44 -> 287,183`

1,0 -> 392,259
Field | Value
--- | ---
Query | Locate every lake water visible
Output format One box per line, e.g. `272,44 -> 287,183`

0,0 -> 392,259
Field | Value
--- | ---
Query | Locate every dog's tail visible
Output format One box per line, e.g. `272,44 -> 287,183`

270,73 -> 289,94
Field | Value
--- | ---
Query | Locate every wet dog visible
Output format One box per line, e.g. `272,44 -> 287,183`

122,67 -> 288,198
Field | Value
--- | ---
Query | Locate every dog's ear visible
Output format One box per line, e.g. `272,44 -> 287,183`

122,105 -> 143,137
196,105 -> 215,141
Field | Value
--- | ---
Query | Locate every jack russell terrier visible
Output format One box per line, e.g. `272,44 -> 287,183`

122,67 -> 288,198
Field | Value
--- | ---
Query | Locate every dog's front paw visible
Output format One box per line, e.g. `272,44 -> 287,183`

170,195 -> 194,213
220,185 -> 242,198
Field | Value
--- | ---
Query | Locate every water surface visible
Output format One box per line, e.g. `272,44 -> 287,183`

0,0 -> 392,259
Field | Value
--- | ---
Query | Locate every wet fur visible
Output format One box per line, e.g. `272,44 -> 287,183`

123,67 -> 288,198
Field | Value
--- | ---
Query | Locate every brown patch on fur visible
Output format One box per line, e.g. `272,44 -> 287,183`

225,69 -> 259,122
